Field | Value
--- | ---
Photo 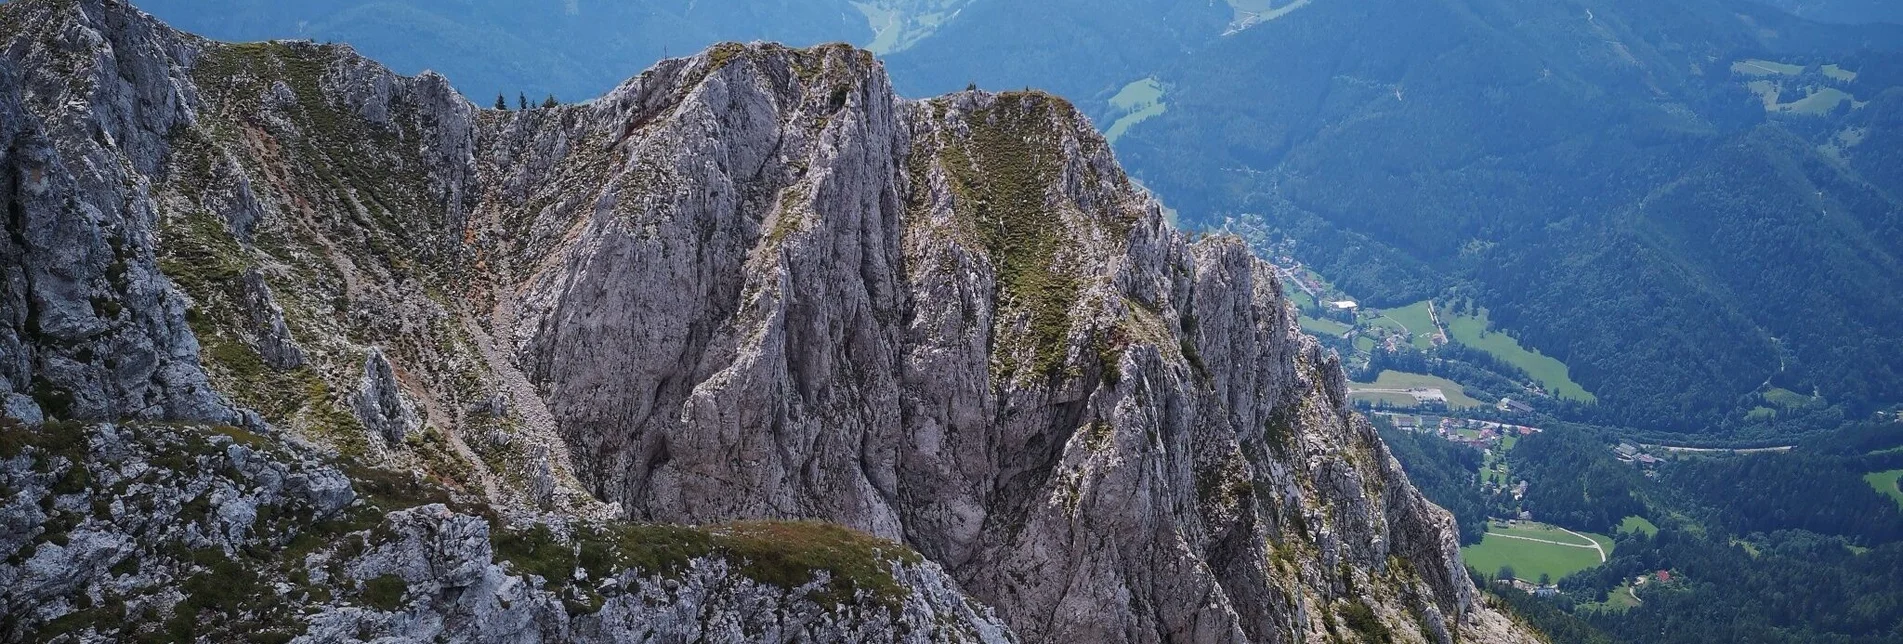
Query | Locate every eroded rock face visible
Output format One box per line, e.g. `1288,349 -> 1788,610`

0,0 -> 1536,642
0,421 -> 1015,643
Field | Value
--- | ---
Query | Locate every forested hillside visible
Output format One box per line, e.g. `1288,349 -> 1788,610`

1395,421 -> 1903,643
1116,0 -> 1903,431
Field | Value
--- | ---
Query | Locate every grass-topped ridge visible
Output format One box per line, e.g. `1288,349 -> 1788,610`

495,518 -> 925,614
933,91 -> 1084,378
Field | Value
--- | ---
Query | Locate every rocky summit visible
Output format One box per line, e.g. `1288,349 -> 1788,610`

0,1 -> 1536,642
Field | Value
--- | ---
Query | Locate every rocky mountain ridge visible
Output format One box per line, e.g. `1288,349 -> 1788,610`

0,1 -> 1536,642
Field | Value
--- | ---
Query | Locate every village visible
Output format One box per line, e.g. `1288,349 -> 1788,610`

1375,411 -> 1540,452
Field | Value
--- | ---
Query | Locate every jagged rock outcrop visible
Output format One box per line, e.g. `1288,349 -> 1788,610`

0,1 -> 1539,642
0,420 -> 1014,642
351,347 -> 420,444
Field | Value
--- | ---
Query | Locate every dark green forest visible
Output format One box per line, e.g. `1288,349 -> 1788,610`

1400,422 -> 1903,643
1117,0 -> 1903,434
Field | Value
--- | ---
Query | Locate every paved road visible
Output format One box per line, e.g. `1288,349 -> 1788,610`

1641,444 -> 1793,454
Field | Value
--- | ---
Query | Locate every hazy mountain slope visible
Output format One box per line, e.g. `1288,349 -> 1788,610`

0,1 -> 1533,641
1752,0 -> 1903,25
130,0 -> 872,99
1114,0 -> 1903,427
880,0 -> 1228,99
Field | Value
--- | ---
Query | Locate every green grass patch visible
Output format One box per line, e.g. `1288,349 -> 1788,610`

1108,77 -> 1165,113
1488,522 -> 1609,549
1104,78 -> 1167,145
1351,391 -> 1421,409
1104,103 -> 1166,145
498,519 -> 925,613
1378,301 -> 1438,349
359,574 -> 407,611
1364,316 -> 1407,334
1443,307 -> 1594,402
1618,515 -> 1659,537
934,92 -> 1089,378
1462,521 -> 1611,583
1299,315 -> 1351,337
1764,387 -> 1814,408
1462,534 -> 1604,583
1864,470 -> 1903,509
1822,64 -> 1857,82
1732,59 -> 1803,76
1349,370 -> 1481,409
1579,582 -> 1643,613
1286,285 -> 1318,310
1778,86 -> 1855,115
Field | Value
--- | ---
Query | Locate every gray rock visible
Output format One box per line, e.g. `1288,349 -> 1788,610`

3,393 -> 43,423
352,348 -> 420,444
0,1 -> 1538,642
239,269 -> 305,370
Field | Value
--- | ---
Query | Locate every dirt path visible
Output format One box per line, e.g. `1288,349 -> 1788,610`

1558,526 -> 1608,562
1486,531 -> 1607,563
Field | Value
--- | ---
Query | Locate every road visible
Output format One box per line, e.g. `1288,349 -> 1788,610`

1640,444 -> 1793,454
1425,300 -> 1449,344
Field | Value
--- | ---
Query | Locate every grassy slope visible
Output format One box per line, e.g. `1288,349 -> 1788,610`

1618,515 -> 1660,537
1380,301 -> 1438,349
1300,315 -> 1351,337
1865,470 -> 1903,508
1443,307 -> 1595,402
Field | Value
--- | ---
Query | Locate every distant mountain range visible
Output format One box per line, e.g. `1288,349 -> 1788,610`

1751,0 -> 1903,25
126,0 -> 1903,435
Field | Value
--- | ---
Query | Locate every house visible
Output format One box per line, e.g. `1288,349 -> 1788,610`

1330,300 -> 1359,311
1534,585 -> 1559,598
1497,397 -> 1535,414
1655,570 -> 1672,583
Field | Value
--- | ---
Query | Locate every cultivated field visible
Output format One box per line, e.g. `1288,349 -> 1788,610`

1379,301 -> 1439,349
1350,370 -> 1482,409
1442,307 -> 1596,402
1461,520 -> 1613,583
1618,515 -> 1659,537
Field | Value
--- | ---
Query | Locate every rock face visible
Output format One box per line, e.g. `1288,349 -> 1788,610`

0,421 -> 1014,643
0,1 -> 1538,642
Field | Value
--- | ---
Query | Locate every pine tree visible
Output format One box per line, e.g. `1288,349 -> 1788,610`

518,93 -> 528,110
495,93 -> 508,110
541,94 -> 559,109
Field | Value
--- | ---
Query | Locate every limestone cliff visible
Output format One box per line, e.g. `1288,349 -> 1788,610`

0,1 -> 1538,642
